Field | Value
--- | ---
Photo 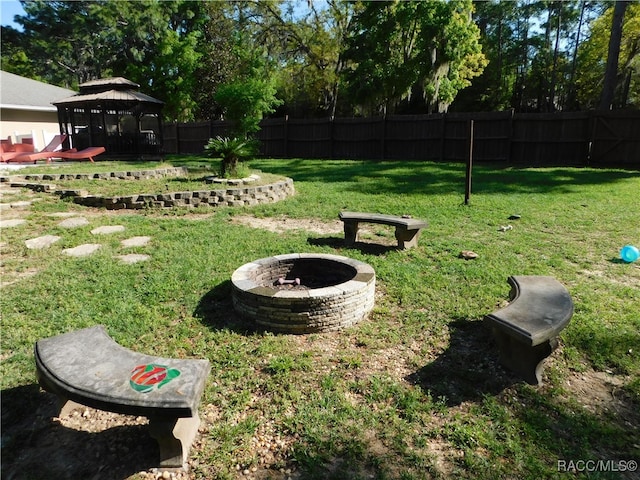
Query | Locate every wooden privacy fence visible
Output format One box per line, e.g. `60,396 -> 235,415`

162,110 -> 639,168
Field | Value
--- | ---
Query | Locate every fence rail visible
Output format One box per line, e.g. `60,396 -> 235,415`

162,110 -> 639,168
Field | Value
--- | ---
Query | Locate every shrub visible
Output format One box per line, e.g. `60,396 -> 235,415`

204,136 -> 258,178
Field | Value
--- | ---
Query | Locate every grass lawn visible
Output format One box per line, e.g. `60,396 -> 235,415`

1,157 -> 638,479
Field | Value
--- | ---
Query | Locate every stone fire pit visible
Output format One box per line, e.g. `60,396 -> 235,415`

231,253 -> 375,333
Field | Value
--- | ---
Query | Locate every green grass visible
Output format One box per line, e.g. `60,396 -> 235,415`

1,156 -> 638,479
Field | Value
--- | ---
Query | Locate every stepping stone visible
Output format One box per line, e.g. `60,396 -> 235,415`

115,254 -> 150,264
58,217 -> 89,228
91,225 -> 125,235
10,201 -> 32,208
48,212 -> 82,218
0,219 -> 26,228
121,236 -> 151,248
62,244 -> 101,257
25,235 -> 62,250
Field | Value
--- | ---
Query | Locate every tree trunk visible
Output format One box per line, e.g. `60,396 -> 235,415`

599,1 -> 629,110
549,4 -> 563,112
566,1 -> 587,110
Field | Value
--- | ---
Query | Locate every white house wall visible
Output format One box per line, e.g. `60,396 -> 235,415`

0,109 -> 61,150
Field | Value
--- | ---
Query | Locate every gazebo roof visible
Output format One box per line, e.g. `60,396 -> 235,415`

53,76 -> 163,106
53,89 -> 164,106
80,77 -> 140,90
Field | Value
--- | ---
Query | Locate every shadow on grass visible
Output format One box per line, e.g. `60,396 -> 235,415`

308,236 -> 399,255
252,158 -> 638,196
1,384 -> 157,480
194,280 -> 257,334
407,319 -> 519,406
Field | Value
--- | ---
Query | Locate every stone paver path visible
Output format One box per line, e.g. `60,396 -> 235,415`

47,212 -> 82,218
0,200 -> 32,210
115,254 -> 150,264
62,244 -> 102,257
0,219 -> 27,228
58,217 -> 90,228
91,225 -> 125,235
25,235 -> 62,250
1,187 -> 153,267
121,236 -> 151,247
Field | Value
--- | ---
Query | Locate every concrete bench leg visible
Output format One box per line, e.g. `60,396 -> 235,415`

149,414 -> 201,468
395,227 -> 421,249
343,221 -> 359,245
491,328 -> 559,385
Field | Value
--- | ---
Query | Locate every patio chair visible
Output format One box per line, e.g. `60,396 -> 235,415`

7,138 -> 105,164
6,134 -> 76,164
53,146 -> 106,163
1,136 -> 36,162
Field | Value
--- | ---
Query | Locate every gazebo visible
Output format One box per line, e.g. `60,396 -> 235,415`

54,77 -> 164,158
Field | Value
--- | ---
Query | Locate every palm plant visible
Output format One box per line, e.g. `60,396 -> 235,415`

204,136 -> 258,178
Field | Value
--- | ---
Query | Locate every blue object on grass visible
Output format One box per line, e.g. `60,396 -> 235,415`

620,245 -> 639,263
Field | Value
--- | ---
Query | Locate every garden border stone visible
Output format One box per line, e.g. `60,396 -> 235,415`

0,168 -> 294,210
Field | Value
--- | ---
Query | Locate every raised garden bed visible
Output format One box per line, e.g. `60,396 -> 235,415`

1,167 -> 294,209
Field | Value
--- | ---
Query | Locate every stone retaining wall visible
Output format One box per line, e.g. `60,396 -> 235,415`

0,167 -> 188,183
1,167 -> 295,210
76,178 -> 294,210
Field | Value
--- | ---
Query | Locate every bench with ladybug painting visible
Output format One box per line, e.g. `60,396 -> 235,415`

34,325 -> 210,468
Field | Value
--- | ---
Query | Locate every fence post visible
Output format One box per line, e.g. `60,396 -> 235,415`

381,115 -> 386,160
439,115 -> 446,162
507,109 -> 514,165
465,119 -> 474,205
330,115 -> 335,159
175,122 -> 180,155
283,115 -> 289,158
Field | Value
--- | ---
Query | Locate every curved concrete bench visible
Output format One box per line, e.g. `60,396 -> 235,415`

484,276 -> 574,385
339,211 -> 427,249
35,325 -> 210,468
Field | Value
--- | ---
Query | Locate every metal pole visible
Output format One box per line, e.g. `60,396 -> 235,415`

465,119 -> 474,205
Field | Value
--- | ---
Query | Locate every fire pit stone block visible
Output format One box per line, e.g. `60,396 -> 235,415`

231,253 -> 376,333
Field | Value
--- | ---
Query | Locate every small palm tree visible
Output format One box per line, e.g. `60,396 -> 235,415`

204,136 -> 258,178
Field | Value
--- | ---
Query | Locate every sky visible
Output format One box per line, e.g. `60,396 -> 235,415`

1,0 -> 25,29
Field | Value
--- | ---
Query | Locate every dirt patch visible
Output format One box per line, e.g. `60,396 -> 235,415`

0,267 -> 39,288
230,214 -> 341,235
230,214 -> 399,247
565,369 -> 639,422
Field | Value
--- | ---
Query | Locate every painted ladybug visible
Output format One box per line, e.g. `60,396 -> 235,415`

130,363 -> 180,393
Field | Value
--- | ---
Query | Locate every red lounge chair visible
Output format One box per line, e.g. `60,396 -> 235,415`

9,144 -> 105,164
54,146 -> 106,163
5,134 -> 77,164
1,136 -> 36,162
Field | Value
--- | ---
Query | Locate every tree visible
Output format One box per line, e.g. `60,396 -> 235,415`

192,2 -> 239,120
250,0 -> 358,117
7,0 -> 202,121
453,0 -> 522,111
342,0 -> 487,115
599,1 -> 630,110
214,78 -> 282,138
577,2 -> 640,109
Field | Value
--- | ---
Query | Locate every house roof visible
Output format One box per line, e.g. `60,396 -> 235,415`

0,70 -> 77,112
